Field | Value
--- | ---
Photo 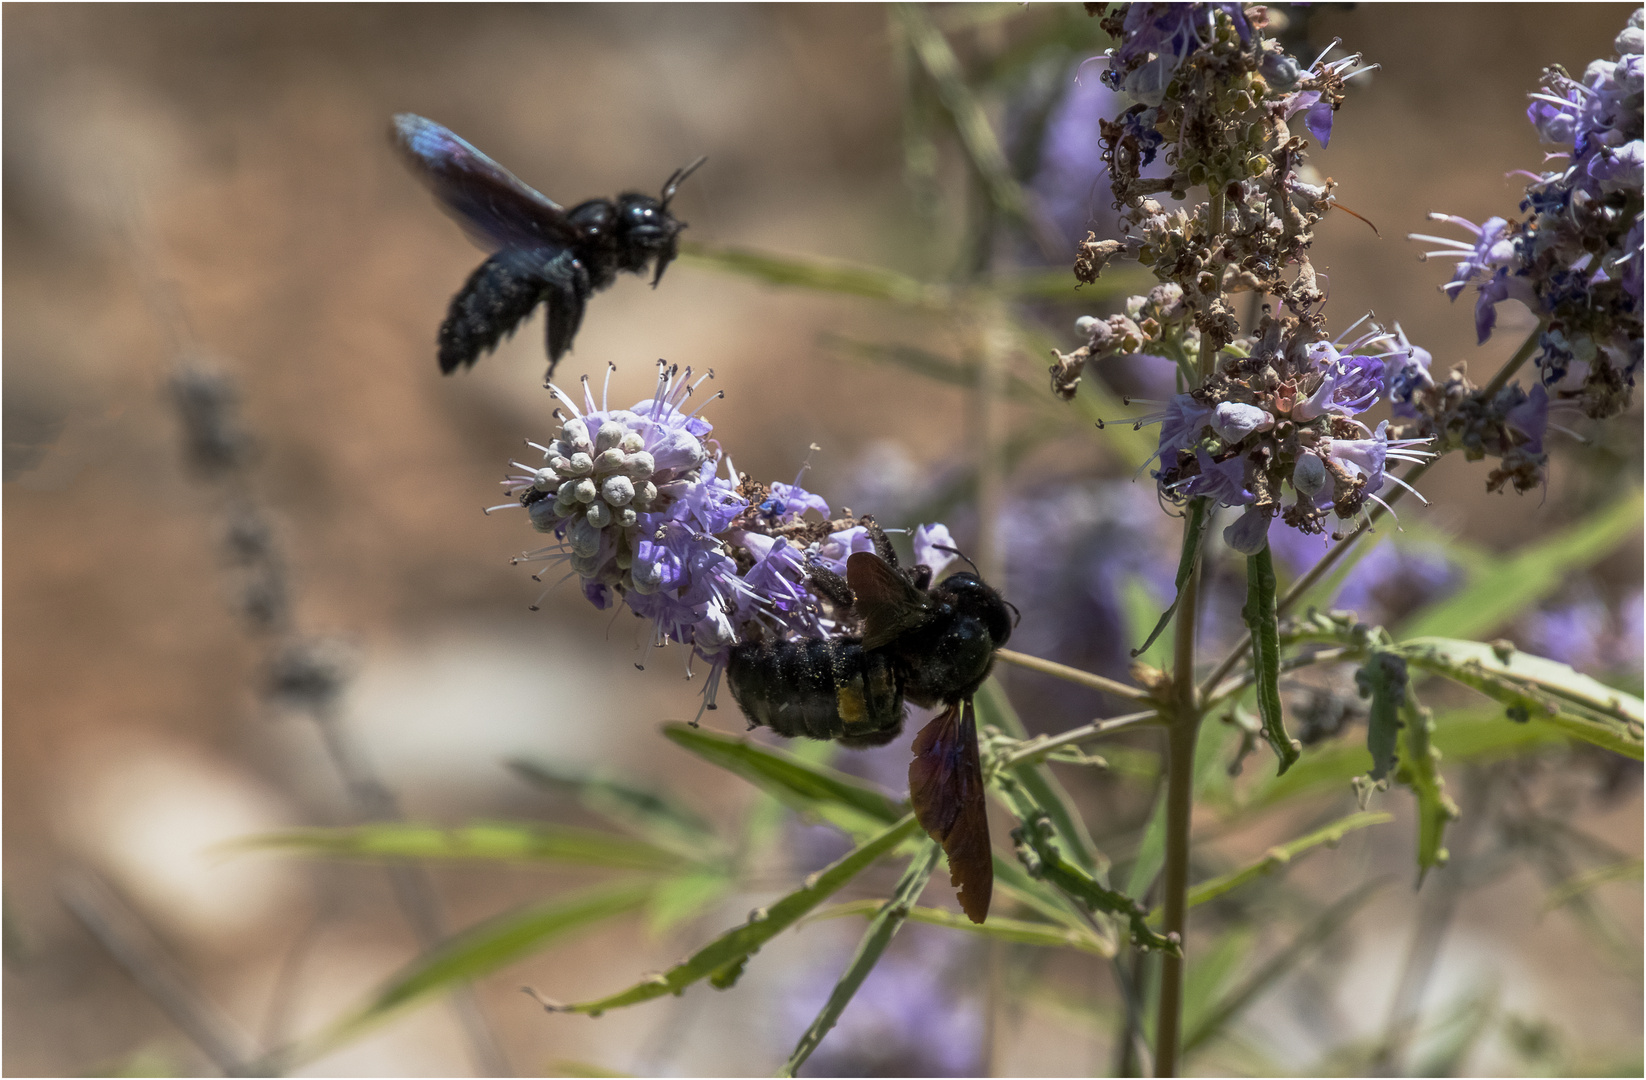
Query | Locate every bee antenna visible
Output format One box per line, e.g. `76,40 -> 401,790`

933,543 -> 981,578
1003,599 -> 1022,627
661,156 -> 708,206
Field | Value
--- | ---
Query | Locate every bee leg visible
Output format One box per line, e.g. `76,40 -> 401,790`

859,514 -> 899,567
542,255 -> 594,371
803,560 -> 855,610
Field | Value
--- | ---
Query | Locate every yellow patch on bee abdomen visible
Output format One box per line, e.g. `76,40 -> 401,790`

836,675 -> 870,729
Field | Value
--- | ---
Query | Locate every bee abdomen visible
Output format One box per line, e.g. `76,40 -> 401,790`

437,254 -> 547,374
726,637 -> 904,745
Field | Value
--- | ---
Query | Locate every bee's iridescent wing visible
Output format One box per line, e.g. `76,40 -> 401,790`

391,113 -> 579,254
846,551 -> 933,650
909,701 -> 992,923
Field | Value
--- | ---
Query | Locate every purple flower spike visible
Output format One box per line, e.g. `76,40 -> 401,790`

1223,505 -> 1272,555
1187,448 -> 1254,505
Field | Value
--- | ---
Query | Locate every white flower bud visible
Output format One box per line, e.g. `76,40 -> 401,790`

568,516 -> 601,557
571,477 -> 598,504
620,451 -> 656,480
1223,506 -> 1272,556
615,548 -> 633,570
533,468 -> 559,491
1075,315 -> 1099,337
1292,452 -> 1328,497
549,455 -> 572,474
1211,402 -> 1273,443
602,475 -> 635,506
595,420 -> 627,452
620,431 -> 646,454
586,501 -> 611,528
571,552 -> 601,576
595,447 -> 626,473
566,452 -> 594,477
561,418 -> 592,453
630,557 -> 663,594
634,480 -> 658,507
617,507 -> 637,528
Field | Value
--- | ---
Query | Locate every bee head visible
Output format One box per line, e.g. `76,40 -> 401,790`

933,574 -> 1014,650
615,193 -> 686,285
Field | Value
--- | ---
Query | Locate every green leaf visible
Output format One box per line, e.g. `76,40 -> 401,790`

662,724 -> 904,838
1397,488 -> 1644,641
1125,791 -> 1168,901
1122,575 -> 1173,671
646,870 -> 734,936
548,1062 -> 634,1078
779,842 -> 942,1077
678,242 -> 946,308
1001,787 -> 1177,954
284,879 -> 653,1067
1354,651 -> 1409,786
894,3 -> 1036,231
508,759 -> 720,859
1395,686 -> 1458,879
233,822 -> 686,873
810,900 -> 1112,954
1134,499 -> 1212,659
1182,880 -> 1384,1057
1244,545 -> 1299,773
1542,858 -> 1643,912
1182,927 -> 1256,1046
1149,811 -> 1392,918
976,678 -> 1101,875
1397,637 -> 1643,760
1243,705 -> 1565,811
547,815 -> 921,1016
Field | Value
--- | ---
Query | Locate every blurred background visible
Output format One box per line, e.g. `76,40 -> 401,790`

4,4 -> 1641,1076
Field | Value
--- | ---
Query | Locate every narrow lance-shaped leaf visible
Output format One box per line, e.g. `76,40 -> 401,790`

276,879 -> 654,1070
1354,650 -> 1408,792
779,842 -> 942,1077
1395,684 -> 1459,881
810,899 -> 1112,954
662,723 -> 904,838
1148,811 -> 1393,918
539,815 -> 922,1016
997,776 -> 1177,954
1398,488 -> 1644,641
975,678 -> 1101,875
233,822 -> 687,873
1133,498 -> 1212,658
508,758 -> 721,859
1243,544 -> 1299,774
1182,880 -> 1385,1057
1396,637 -> 1643,760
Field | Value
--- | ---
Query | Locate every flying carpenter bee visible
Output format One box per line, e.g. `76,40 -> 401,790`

390,113 -> 703,380
725,525 -> 1014,923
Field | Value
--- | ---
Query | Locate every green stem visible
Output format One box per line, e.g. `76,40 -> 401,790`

994,648 -> 1153,702
1154,534 -> 1203,1077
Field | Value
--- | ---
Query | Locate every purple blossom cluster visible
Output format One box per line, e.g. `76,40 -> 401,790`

1415,9 -> 1643,418
493,361 -> 957,710
1520,587 -> 1645,677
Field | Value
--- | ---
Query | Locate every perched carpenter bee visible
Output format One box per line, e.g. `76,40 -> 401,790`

726,527 -> 1014,923
390,113 -> 703,380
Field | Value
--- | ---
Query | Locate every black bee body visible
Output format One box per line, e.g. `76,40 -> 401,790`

724,535 -> 1014,923
391,113 -> 702,380
726,637 -> 904,748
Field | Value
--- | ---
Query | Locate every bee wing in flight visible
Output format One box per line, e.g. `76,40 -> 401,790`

846,551 -> 933,650
391,113 -> 580,255
909,701 -> 992,923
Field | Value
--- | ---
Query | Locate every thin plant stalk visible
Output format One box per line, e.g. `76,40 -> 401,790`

1154,536 -> 1203,1078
